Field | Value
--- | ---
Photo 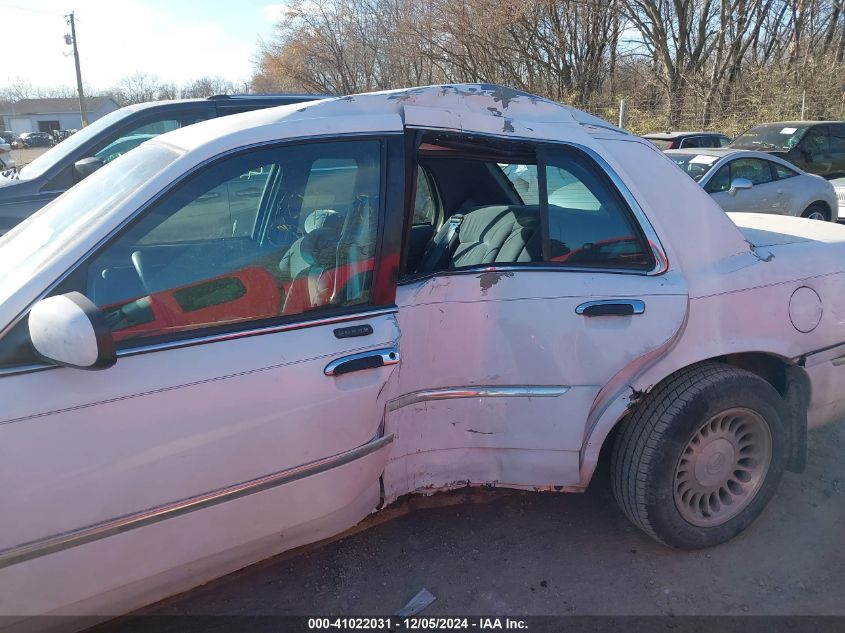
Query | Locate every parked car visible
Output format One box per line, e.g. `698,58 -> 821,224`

0,140 -> 14,171
643,131 -> 732,150
729,121 -> 845,179
666,148 -> 837,221
0,131 -> 18,145
0,93 -> 326,234
2,84 -> 845,622
831,177 -> 845,220
17,132 -> 53,148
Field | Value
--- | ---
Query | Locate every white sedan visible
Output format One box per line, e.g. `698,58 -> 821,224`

2,85 -> 845,625
666,147 -> 838,221
831,176 -> 845,220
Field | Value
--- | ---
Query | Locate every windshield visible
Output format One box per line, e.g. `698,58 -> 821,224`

16,106 -> 137,180
730,124 -> 810,151
668,153 -> 720,182
0,144 -> 179,300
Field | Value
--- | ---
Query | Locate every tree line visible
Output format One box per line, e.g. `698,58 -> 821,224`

0,74 -> 244,108
251,0 -> 845,133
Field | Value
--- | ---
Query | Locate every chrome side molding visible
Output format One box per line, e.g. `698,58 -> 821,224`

0,434 -> 394,570
388,385 -> 569,412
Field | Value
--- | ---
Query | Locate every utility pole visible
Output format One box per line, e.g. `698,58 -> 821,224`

66,12 -> 88,127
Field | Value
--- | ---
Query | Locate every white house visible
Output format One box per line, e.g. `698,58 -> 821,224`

0,97 -> 120,133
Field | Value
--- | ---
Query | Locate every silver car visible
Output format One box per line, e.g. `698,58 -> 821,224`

666,148 -> 838,221
831,177 -> 845,221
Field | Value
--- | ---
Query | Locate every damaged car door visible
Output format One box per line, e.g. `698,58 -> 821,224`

382,133 -> 688,501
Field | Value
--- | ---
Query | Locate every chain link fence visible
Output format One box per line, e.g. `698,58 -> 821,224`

572,88 -> 845,137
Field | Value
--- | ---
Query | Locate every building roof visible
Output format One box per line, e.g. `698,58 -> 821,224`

0,97 -> 118,116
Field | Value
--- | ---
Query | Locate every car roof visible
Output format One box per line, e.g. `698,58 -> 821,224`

746,121 -> 842,127
643,131 -> 725,139
664,148 -> 758,158
664,148 -> 807,172
116,93 -> 328,114
158,84 -> 631,155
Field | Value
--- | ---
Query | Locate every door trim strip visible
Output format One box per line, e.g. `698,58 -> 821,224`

0,433 -> 393,570
388,385 -> 569,412
0,307 -> 399,378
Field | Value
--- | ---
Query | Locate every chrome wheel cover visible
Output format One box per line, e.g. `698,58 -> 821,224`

673,407 -> 772,528
804,209 -> 826,221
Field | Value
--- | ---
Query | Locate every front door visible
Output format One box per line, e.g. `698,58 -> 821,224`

0,136 -> 404,615
711,157 -> 780,213
381,133 -> 687,502
798,125 -> 831,176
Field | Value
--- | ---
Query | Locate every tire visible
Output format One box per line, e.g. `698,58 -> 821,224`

610,361 -> 788,549
801,203 -> 828,221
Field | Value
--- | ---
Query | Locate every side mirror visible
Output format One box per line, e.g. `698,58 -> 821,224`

74,156 -> 104,179
728,177 -> 753,196
28,292 -> 116,370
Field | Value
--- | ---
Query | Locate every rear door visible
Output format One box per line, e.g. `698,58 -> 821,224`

770,160 -> 801,213
799,125 -> 832,176
828,123 -> 845,178
382,133 -> 687,501
0,135 -> 405,615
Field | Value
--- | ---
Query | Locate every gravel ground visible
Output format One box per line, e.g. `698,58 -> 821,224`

104,419 -> 845,620
9,146 -> 48,168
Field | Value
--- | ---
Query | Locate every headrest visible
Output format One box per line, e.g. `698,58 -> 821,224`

299,228 -> 340,267
303,209 -> 343,234
459,205 -> 540,242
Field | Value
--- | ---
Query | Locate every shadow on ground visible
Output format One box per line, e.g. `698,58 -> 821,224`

102,422 -> 844,622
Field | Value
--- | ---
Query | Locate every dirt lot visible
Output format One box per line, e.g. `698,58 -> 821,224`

100,418 -> 844,622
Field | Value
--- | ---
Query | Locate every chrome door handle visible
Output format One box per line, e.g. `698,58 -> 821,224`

575,299 -> 645,317
324,347 -> 400,376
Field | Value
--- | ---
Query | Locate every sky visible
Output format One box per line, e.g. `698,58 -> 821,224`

0,0 -> 289,92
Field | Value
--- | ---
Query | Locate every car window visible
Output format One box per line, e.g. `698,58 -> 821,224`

681,137 -> 702,149
803,126 -> 829,153
140,165 -> 274,244
412,167 -> 436,225
669,153 -> 719,182
729,158 -> 773,185
829,124 -> 845,153
82,140 -> 382,344
730,124 -> 810,151
718,136 -> 732,147
705,164 -> 731,193
773,162 -> 799,179
543,150 -> 652,269
94,116 -> 203,165
645,138 -> 672,150
502,163 -> 541,204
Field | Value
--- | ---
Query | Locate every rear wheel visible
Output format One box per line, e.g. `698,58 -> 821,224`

610,362 -> 788,549
801,204 -> 828,221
